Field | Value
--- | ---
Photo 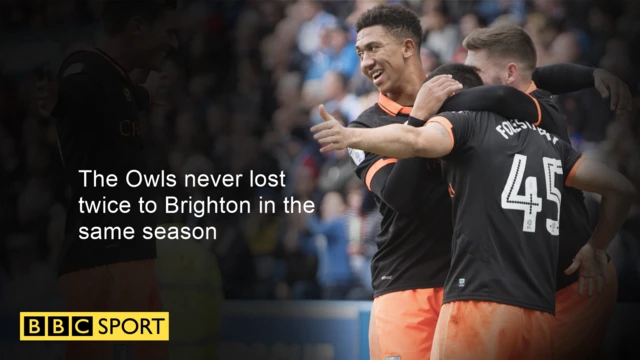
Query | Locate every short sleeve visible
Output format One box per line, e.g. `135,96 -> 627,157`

553,139 -> 584,186
426,111 -> 475,157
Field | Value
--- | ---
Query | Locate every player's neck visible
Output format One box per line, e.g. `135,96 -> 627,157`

95,37 -> 134,74
512,77 -> 533,93
386,67 -> 425,106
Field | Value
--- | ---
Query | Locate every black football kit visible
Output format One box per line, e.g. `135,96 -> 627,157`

430,110 -> 583,314
53,47 -> 155,276
349,64 -> 599,297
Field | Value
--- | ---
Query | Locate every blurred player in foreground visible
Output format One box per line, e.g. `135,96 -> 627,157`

346,4 -> 631,359
462,25 -> 630,359
312,63 -> 636,359
48,1 -> 178,359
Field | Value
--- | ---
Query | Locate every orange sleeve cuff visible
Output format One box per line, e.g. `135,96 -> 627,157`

565,156 -> 585,187
365,158 -> 398,191
426,116 -> 455,153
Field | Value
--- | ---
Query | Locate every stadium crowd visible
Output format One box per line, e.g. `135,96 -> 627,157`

1,0 -> 639,311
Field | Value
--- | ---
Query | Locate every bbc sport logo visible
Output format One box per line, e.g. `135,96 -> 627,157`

19,312 -> 169,341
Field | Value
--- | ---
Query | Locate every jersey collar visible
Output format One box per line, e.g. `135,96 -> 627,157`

377,74 -> 429,116
525,81 -> 538,94
378,93 -> 413,116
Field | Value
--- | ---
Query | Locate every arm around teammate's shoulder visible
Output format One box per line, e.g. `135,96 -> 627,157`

532,63 -> 595,94
440,85 -> 540,125
311,107 -> 462,161
533,64 -> 632,115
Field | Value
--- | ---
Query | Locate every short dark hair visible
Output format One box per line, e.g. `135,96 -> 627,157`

428,63 -> 484,89
463,25 -> 537,73
102,0 -> 177,36
355,4 -> 422,48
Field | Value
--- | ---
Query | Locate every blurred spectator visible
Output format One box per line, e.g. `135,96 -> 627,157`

421,46 -> 443,74
451,12 -> 486,63
586,1 -> 625,67
524,12 -> 558,66
346,0 -> 384,27
551,29 -> 614,150
295,0 -> 337,56
322,71 -> 362,123
344,179 -> 375,299
476,0 -> 526,25
531,0 -> 565,21
307,191 -> 354,299
306,21 -> 360,81
550,31 -> 583,64
421,1 -> 460,63
318,141 -> 355,195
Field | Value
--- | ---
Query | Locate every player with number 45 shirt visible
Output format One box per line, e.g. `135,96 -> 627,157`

311,64 -> 636,360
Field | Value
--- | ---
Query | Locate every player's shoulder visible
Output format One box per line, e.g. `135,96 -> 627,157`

434,110 -> 473,119
530,88 -> 562,110
58,48 -> 116,84
529,88 -> 553,100
349,102 -> 396,128
432,110 -> 490,124
349,104 -> 380,128
548,133 -> 573,152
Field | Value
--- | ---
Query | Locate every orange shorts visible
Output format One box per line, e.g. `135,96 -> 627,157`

58,259 -> 168,360
554,261 -> 618,360
431,300 -> 554,360
369,288 -> 444,360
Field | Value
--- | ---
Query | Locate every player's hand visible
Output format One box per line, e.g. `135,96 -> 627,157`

593,68 -> 632,115
411,75 -> 462,120
34,66 -> 58,118
564,242 -> 611,296
311,105 -> 353,153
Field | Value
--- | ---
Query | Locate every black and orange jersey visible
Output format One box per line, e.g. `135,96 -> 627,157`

524,82 -> 594,290
441,80 -> 595,291
349,94 -> 453,297
349,89 -> 541,297
52,47 -> 155,276
430,110 -> 583,314
350,65 -> 597,297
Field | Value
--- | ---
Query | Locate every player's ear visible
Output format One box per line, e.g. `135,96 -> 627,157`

402,38 -> 416,59
505,63 -> 518,85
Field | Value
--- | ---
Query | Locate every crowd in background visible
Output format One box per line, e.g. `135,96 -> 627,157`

1,0 -> 639,312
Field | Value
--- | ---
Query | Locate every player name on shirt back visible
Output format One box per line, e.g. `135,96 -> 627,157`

495,119 -> 559,144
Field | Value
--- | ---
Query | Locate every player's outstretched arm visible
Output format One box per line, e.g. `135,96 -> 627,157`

533,64 -> 632,115
567,158 -> 636,251
440,85 -> 540,125
532,63 -> 595,94
312,106 -> 452,159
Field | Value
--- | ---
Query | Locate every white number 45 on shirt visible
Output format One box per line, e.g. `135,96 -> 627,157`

501,154 -> 563,235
